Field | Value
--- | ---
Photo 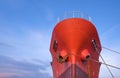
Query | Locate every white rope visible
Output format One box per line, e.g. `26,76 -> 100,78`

102,46 -> 120,55
91,59 -> 120,70
92,40 -> 115,78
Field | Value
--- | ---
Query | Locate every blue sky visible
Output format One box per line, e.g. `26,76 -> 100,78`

0,0 -> 120,78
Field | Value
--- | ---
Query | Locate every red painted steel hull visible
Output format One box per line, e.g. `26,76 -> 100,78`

50,18 -> 101,78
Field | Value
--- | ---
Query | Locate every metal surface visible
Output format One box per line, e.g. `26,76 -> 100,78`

50,18 -> 102,78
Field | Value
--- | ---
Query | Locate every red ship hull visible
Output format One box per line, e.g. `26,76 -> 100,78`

50,18 -> 101,78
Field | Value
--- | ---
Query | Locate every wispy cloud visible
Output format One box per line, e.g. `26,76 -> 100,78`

0,72 -> 20,78
0,55 -> 52,78
0,42 -> 15,49
100,24 -> 120,46
0,23 -> 52,60
0,24 -> 53,77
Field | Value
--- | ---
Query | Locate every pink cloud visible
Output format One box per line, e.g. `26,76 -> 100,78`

0,72 -> 20,78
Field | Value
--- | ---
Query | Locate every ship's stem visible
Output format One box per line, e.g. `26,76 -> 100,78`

71,54 -> 76,78
71,64 -> 76,78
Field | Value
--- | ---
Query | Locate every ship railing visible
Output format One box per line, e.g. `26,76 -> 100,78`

57,11 -> 92,22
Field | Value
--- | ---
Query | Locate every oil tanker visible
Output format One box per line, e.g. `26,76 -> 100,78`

50,16 -> 102,78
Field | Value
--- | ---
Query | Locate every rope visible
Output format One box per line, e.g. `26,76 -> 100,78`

102,46 -> 120,55
91,59 -> 120,70
99,53 -> 115,78
87,61 -> 91,78
54,40 -> 120,77
101,62 -> 120,70
92,40 -> 115,78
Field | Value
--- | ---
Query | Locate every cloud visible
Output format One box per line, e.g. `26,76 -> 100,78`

0,42 -> 15,50
0,72 -> 21,78
100,24 -> 120,46
0,55 -> 52,78
0,23 -> 52,60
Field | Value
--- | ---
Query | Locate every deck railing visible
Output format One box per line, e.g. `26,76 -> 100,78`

57,11 -> 92,22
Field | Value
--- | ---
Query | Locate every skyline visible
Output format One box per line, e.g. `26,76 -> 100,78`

0,0 -> 120,78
